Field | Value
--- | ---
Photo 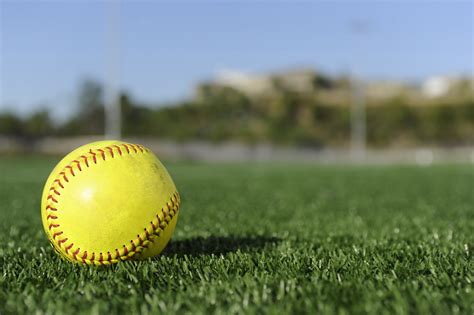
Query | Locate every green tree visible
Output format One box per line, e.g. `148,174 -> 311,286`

24,109 -> 54,138
0,113 -> 24,136
76,79 -> 105,134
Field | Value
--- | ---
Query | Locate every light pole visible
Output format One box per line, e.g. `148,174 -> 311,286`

348,20 -> 369,162
350,76 -> 366,162
105,0 -> 121,140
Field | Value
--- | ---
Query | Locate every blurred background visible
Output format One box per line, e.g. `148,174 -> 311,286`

0,1 -> 473,164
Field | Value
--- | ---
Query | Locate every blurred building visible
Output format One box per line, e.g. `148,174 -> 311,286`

196,68 -> 333,99
422,76 -> 452,98
196,68 -> 473,105
422,75 -> 473,98
365,81 -> 416,100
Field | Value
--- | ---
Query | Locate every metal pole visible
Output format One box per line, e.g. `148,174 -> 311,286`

105,0 -> 121,139
348,20 -> 370,163
350,77 -> 366,162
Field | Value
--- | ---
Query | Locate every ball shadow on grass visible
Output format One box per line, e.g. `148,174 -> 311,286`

163,235 -> 281,256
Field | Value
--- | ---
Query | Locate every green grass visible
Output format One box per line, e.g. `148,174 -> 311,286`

0,156 -> 473,314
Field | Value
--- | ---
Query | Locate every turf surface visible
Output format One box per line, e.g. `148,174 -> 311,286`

0,156 -> 473,314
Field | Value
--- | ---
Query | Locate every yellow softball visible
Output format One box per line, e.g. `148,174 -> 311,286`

40,140 -> 180,265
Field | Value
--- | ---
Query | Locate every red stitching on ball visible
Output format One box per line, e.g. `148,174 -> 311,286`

65,243 -> 74,253
113,145 -> 123,156
58,238 -> 68,246
50,188 -> 61,196
130,144 -> 138,153
48,223 -> 60,230
46,205 -> 57,211
47,195 -> 58,203
81,251 -> 88,263
97,149 -> 106,161
137,234 -> 143,246
123,245 -> 128,256
72,247 -> 80,260
89,149 -> 97,164
73,160 -> 82,171
54,179 -> 64,189
80,155 -> 89,167
59,172 -> 69,182
66,165 -> 75,176
47,214 -> 58,220
53,231 -> 63,239
106,146 -> 114,158
121,144 -> 130,154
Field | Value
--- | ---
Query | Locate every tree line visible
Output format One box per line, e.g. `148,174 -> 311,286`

1,79 -> 473,148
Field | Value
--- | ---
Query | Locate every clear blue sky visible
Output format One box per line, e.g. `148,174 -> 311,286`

1,1 -> 473,118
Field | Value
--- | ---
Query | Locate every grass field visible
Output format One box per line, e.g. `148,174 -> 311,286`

0,156 -> 473,314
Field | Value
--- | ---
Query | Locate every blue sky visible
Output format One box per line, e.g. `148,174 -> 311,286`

1,1 -> 473,118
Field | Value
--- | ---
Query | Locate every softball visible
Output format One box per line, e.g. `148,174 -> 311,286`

41,140 -> 180,265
